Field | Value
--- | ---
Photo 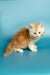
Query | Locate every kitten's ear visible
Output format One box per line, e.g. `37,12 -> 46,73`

40,22 -> 44,28
29,24 -> 33,30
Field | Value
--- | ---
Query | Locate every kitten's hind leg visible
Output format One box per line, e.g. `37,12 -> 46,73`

13,48 -> 23,53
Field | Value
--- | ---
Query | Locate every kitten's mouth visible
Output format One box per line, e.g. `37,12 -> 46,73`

31,36 -> 39,39
30,34 -> 40,38
34,36 -> 40,38
36,36 -> 39,38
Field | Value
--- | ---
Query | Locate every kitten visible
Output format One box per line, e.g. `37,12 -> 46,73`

3,22 -> 45,56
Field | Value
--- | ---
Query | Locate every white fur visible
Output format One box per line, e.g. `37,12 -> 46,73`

13,48 -> 23,53
28,42 -> 37,52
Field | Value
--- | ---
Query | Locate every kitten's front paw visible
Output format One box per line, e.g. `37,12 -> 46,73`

31,49 -> 37,52
34,45 -> 37,49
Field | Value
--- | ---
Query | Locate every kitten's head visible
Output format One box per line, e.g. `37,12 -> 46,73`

29,22 -> 45,38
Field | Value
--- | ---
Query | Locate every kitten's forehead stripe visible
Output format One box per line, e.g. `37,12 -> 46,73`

33,23 -> 40,31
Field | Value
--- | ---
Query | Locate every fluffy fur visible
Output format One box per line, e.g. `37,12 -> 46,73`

3,22 -> 45,56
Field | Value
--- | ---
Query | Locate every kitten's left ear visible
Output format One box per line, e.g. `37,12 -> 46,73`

40,21 -> 44,28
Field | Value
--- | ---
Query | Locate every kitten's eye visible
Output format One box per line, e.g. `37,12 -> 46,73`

34,32 -> 36,34
38,32 -> 41,34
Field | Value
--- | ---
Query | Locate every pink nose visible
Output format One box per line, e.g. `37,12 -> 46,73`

36,35 -> 39,37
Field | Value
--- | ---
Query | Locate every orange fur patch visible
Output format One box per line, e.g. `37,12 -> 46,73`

33,23 -> 40,31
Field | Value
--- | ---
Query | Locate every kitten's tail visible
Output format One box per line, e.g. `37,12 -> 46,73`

3,42 -> 13,56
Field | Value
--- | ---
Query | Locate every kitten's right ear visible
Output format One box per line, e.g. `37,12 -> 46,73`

40,21 -> 44,28
29,24 -> 33,30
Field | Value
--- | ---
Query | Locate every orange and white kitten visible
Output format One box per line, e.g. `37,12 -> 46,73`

3,22 -> 45,56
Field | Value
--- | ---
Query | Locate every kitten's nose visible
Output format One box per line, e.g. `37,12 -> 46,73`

36,35 -> 39,37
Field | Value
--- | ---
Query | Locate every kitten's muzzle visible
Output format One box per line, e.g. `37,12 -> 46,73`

36,35 -> 40,38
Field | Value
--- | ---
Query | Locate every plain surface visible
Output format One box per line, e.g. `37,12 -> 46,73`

0,0 -> 50,75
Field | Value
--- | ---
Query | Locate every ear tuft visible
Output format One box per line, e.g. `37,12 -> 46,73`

40,21 -> 44,28
29,24 -> 33,29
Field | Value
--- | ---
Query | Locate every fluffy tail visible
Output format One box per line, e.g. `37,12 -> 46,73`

3,42 -> 13,56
